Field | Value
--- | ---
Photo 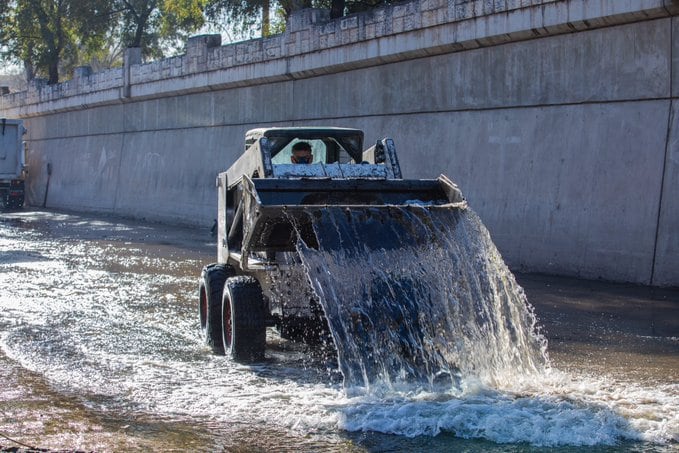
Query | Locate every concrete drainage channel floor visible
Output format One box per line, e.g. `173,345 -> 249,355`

0,209 -> 677,452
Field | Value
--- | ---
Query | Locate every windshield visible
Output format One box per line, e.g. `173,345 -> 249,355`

271,137 -> 356,164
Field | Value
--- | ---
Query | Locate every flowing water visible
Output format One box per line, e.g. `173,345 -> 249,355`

0,209 -> 677,451
297,207 -> 547,391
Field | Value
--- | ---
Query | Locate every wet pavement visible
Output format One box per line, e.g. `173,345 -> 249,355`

0,208 -> 677,452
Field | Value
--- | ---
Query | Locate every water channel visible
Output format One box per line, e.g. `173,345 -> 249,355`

0,209 -> 677,452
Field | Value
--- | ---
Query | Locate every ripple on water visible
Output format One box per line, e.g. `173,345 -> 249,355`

0,212 -> 676,450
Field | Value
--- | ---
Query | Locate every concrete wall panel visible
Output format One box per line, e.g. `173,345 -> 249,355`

24,105 -> 125,141
87,104 -> 125,136
652,100 -> 679,286
345,101 -> 668,284
293,19 -> 670,121
673,17 -> 679,98
111,126 -> 246,225
27,134 -> 123,212
212,82 -> 294,125
122,100 -> 153,133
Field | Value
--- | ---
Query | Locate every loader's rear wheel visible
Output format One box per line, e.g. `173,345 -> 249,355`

199,263 -> 234,354
222,276 -> 267,363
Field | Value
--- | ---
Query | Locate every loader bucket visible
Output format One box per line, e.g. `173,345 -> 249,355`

239,175 -> 467,256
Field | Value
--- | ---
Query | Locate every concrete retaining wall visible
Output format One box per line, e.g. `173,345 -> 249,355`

1,0 -> 678,286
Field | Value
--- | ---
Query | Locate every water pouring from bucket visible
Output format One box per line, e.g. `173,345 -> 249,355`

295,206 -> 549,392
202,126 -> 548,392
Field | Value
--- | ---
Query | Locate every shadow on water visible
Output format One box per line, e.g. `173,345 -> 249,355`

249,333 -> 344,386
519,273 -> 679,343
344,432 -> 671,453
0,250 -> 49,264
0,208 -> 215,254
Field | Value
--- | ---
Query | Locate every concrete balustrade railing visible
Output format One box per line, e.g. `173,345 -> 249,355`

2,0 -> 674,116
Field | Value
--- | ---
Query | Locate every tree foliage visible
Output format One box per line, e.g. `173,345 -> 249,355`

0,0 -> 209,84
0,0 -> 113,84
204,0 -> 269,38
205,0 -> 391,39
114,0 -> 207,59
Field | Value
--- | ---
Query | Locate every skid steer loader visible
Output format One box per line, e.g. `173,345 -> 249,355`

198,127 -> 467,362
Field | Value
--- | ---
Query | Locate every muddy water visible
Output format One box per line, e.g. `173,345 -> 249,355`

0,209 -> 677,452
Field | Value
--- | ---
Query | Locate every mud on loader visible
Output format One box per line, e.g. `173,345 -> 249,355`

199,127 -> 466,362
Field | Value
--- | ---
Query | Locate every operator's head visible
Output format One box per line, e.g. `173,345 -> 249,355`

291,141 -> 313,164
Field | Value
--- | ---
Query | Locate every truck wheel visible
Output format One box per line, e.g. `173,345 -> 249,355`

8,195 -> 23,209
222,276 -> 267,363
199,263 -> 234,354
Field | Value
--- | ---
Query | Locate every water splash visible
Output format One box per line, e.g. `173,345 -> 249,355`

296,207 -> 549,391
1,211 -> 676,449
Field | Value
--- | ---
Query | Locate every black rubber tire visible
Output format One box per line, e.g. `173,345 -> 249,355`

11,195 -> 24,208
199,263 -> 235,354
1,189 -> 24,210
222,276 -> 267,363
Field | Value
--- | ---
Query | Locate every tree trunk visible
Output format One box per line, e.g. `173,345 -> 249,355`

23,60 -> 35,83
262,0 -> 270,37
48,60 -> 59,84
330,0 -> 345,19
133,23 -> 144,48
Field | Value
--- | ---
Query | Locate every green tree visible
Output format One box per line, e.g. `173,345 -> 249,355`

115,0 -> 208,59
204,0 -> 269,39
78,27 -> 127,71
204,0 -> 313,39
343,0 -> 385,15
204,0 -> 389,40
0,0 -> 113,84
0,0 -> 211,83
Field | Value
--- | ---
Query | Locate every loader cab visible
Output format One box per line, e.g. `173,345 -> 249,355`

271,137 -> 357,165
245,127 -> 364,165
219,125 -> 438,267
238,127 -> 404,181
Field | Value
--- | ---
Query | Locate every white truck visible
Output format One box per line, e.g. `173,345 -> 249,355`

0,118 -> 27,209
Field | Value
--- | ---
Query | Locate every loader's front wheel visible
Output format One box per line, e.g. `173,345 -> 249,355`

199,264 -> 234,354
222,276 -> 267,362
